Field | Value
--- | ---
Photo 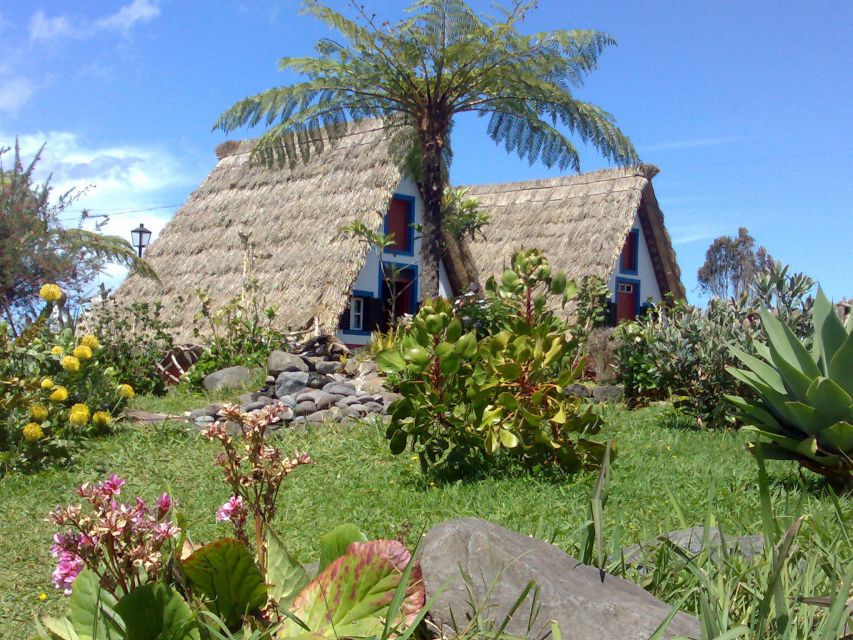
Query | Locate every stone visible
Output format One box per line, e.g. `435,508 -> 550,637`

338,395 -> 361,405
564,383 -> 591,398
420,518 -> 700,640
192,415 -> 215,430
346,403 -> 367,415
363,401 -> 384,413
379,391 -> 403,405
358,375 -> 386,394
344,358 -> 360,376
295,390 -> 335,410
323,381 -> 357,396
315,360 -> 343,375
268,351 -> 309,376
123,410 -> 180,424
238,392 -> 260,405
275,371 -> 310,398
277,394 -> 297,408
306,410 -> 334,423
620,527 -> 765,566
293,401 -> 317,417
242,400 -> 272,413
357,360 -> 379,377
265,375 -> 276,385
203,366 -> 256,393
592,384 -> 624,404
188,403 -> 224,420
306,372 -> 334,389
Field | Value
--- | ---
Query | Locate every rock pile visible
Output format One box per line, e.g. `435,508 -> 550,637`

192,337 -> 398,431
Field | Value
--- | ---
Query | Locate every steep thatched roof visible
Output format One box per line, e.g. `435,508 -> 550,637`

113,122 -> 404,341
463,165 -> 685,300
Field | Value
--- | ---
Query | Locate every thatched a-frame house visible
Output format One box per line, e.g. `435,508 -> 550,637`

115,123 -> 684,343
113,123 -> 460,344
463,165 -> 684,323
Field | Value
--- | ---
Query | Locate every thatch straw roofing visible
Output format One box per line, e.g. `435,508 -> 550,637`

112,122 -> 404,341
463,165 -> 685,301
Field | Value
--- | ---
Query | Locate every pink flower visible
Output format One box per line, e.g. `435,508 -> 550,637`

215,495 -> 246,523
101,474 -> 125,497
52,551 -> 84,594
152,521 -> 180,542
155,493 -> 172,514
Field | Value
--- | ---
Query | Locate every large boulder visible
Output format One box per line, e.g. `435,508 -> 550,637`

275,371 -> 310,398
203,366 -> 256,393
620,527 -> 765,566
419,518 -> 700,640
268,351 -> 309,376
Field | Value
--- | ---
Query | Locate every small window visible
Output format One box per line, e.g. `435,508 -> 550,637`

621,229 -> 639,273
350,297 -> 364,331
617,282 -> 634,294
385,196 -> 413,253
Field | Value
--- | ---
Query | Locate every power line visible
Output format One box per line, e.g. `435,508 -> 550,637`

57,203 -> 182,223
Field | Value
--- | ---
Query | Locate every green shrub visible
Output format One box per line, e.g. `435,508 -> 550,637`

727,289 -> 852,489
1,286 -> 133,471
379,248 -> 609,477
89,289 -> 175,396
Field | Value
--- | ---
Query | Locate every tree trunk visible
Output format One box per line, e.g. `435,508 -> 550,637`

418,118 -> 448,300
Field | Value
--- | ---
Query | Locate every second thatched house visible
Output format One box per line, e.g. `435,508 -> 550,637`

113,124 -> 683,345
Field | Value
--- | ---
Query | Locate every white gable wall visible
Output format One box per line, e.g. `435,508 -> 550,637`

339,177 -> 453,345
607,212 -> 662,308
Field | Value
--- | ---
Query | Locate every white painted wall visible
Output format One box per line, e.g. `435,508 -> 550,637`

607,212 -> 662,308
338,177 -> 453,345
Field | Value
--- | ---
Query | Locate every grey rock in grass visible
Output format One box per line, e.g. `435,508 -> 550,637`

268,351 -> 309,376
356,360 -> 379,377
293,401 -> 317,417
306,410 -> 334,423
315,360 -> 343,374
242,400 -> 273,413
203,366 -> 256,393
296,390 -> 335,410
620,527 -> 765,566
564,383 -> 591,398
379,391 -> 403,406
188,403 -> 224,420
345,403 -> 367,415
323,381 -> 357,396
363,401 -> 384,413
592,384 -> 624,404
192,415 -> 216,430
420,518 -> 700,640
357,375 -> 386,394
344,358 -> 360,376
306,372 -> 335,389
275,371 -> 310,398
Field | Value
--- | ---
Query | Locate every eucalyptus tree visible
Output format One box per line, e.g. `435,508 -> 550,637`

215,0 -> 638,298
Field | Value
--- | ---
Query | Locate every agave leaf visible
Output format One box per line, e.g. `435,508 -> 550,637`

725,395 -> 783,432
727,367 -> 795,423
749,441 -> 802,462
760,307 -> 821,380
828,333 -> 853,397
182,538 -> 267,630
276,540 -> 425,640
767,341 -> 814,403
729,347 -> 786,395
812,288 -> 847,374
805,378 -> 853,426
818,421 -> 853,455
115,582 -> 200,640
784,401 -> 822,435
753,340 -> 773,364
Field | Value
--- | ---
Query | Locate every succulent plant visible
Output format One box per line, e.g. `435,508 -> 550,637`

726,288 -> 852,488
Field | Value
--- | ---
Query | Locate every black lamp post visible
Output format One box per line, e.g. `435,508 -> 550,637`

130,223 -> 152,258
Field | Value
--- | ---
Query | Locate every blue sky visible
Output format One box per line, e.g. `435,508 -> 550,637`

2,0 -> 851,302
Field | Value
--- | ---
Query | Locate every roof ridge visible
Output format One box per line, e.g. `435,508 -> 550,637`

462,164 -> 658,192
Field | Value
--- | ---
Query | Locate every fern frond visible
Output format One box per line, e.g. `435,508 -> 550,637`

59,229 -> 159,282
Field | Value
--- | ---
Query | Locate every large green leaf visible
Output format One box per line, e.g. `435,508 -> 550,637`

725,394 -> 783,432
115,582 -> 199,640
759,308 -> 820,380
818,421 -> 853,454
729,347 -> 787,395
276,540 -> 425,640
828,333 -> 853,396
812,288 -> 848,373
318,524 -> 367,571
39,616 -> 78,640
266,528 -> 309,609
182,538 -> 267,630
376,349 -> 406,374
68,568 -> 124,640
784,401 -> 822,435
805,377 -> 853,426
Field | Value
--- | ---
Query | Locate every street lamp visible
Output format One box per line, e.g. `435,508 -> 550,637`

130,223 -> 152,258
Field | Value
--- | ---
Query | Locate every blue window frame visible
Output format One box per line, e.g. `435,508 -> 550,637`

342,289 -> 375,336
383,194 -> 416,257
620,228 -> 639,275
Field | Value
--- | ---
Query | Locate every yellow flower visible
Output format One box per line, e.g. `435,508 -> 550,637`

30,404 -> 49,422
80,334 -> 100,350
41,377 -> 55,390
72,345 -> 93,360
60,355 -> 80,372
117,384 -> 135,399
39,284 -> 62,303
92,411 -> 111,429
50,386 -> 69,402
22,422 -> 44,441
50,346 -> 64,356
39,593 -> 48,601
69,404 -> 90,427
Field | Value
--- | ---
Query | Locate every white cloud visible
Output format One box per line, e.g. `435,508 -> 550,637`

96,0 -> 160,33
0,77 -> 37,115
29,10 -> 77,42
28,0 -> 160,43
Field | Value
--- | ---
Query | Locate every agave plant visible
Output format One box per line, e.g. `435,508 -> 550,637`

726,289 -> 852,488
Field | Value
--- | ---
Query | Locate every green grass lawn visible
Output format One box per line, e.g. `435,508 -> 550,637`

0,399 -> 845,637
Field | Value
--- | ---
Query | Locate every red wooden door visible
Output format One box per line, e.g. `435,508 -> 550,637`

616,282 -> 638,321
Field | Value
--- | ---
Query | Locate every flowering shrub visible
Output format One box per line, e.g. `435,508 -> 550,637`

1,284 -> 135,471
38,404 -> 425,639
